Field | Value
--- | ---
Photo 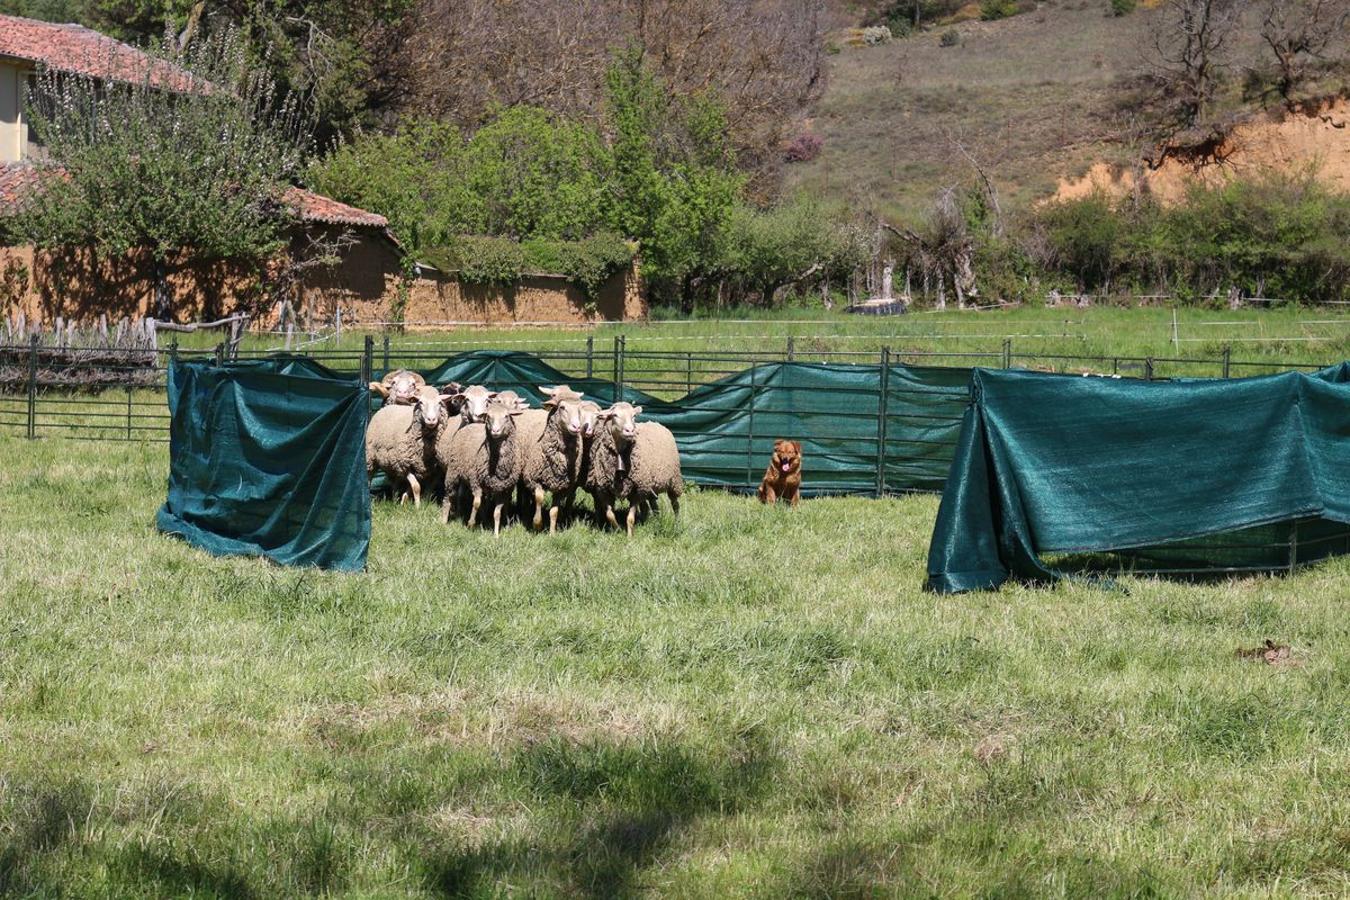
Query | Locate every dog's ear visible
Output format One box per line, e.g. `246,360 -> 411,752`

773,439 -> 785,452
791,441 -> 802,454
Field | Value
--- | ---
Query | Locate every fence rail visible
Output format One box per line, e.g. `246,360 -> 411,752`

0,337 -> 1336,474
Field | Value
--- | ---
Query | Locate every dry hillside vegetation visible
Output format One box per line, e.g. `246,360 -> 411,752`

786,2 -> 1157,220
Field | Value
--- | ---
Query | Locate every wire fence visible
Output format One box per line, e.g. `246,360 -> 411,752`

2,334 -> 1339,577
0,333 -> 1334,442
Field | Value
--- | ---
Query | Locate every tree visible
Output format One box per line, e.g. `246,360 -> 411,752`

395,0 -> 824,187
1258,0 -> 1350,104
1147,0 -> 1242,128
17,28 -> 314,315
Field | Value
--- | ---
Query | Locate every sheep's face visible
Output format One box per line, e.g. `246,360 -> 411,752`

549,396 -> 587,438
413,386 -> 445,428
494,390 -> 530,412
483,402 -> 521,440
579,402 -> 601,437
460,385 -> 497,423
372,369 -> 425,405
599,403 -> 643,446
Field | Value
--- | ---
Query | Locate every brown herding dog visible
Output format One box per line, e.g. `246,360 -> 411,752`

757,439 -> 803,507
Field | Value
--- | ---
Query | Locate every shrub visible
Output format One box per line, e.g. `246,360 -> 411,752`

940,29 -> 961,47
422,236 -> 525,284
1109,0 -> 1136,15
862,25 -> 893,45
783,133 -> 823,163
980,0 -> 1017,20
522,232 -> 635,298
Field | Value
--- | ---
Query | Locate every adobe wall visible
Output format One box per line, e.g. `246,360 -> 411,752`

1,230 -> 647,327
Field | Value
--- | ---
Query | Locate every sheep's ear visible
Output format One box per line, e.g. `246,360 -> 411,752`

370,382 -> 390,398
631,405 -> 643,416
596,409 -> 615,420
438,392 -> 457,403
409,372 -> 427,387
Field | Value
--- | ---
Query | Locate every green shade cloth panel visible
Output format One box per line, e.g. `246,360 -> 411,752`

395,350 -> 971,494
156,358 -> 371,572
926,366 -> 1350,593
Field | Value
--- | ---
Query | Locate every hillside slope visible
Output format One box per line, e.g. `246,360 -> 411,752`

788,1 -> 1347,222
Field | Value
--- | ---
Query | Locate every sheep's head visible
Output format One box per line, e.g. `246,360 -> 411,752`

483,400 -> 523,440
493,390 -> 531,412
598,402 -> 643,446
541,385 -> 586,438
438,381 -> 465,415
578,401 -> 602,438
412,385 -> 450,429
459,385 -> 497,423
371,369 -> 426,404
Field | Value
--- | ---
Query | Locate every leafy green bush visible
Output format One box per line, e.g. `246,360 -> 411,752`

1026,176 -> 1350,303
980,0 -> 1017,20
1109,0 -> 1136,15
522,232 -> 636,297
940,29 -> 961,47
421,236 -> 525,285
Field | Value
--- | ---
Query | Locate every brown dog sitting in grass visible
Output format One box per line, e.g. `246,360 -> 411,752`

757,439 -> 803,507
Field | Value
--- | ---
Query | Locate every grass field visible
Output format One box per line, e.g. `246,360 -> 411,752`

210,306 -> 1350,378
3,434 -> 1349,896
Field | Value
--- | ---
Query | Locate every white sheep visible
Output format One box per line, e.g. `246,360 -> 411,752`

441,399 -> 525,535
369,369 -> 425,405
365,384 -> 457,507
517,385 -> 588,533
583,402 -> 684,536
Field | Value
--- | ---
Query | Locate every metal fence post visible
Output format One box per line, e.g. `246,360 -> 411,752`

213,342 -> 224,367
126,385 -> 133,439
876,347 -> 891,497
382,333 -> 391,372
612,335 -> 626,396
687,352 -> 693,394
361,335 -> 374,388
1145,357 -> 1154,381
1289,518 -> 1299,574
1002,338 -> 1012,369
787,336 -> 795,362
1222,345 -> 1231,379
586,335 -> 594,379
26,333 -> 38,439
745,361 -> 757,489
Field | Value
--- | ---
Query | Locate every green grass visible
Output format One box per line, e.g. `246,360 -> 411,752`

213,306 -> 1350,383
3,435 -> 1349,896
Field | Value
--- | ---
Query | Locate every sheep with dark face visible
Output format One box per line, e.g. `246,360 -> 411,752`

583,402 -> 683,536
517,385 -> 588,533
369,369 -> 425,405
442,399 -> 525,535
365,384 -> 457,507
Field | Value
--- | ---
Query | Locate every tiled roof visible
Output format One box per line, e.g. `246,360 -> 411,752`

0,13 -> 201,90
284,187 -> 389,229
0,162 -> 389,231
0,162 -> 49,215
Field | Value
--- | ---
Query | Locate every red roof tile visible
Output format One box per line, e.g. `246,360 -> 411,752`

284,187 -> 389,229
0,162 -> 49,215
0,162 -> 389,231
0,13 -> 201,90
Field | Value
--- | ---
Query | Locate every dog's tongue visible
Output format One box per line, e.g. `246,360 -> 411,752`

781,462 -> 791,473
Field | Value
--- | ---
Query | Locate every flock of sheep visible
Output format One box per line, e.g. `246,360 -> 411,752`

365,369 -> 683,535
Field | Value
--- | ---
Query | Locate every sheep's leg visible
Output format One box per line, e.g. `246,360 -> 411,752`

492,502 -> 503,536
625,504 -> 637,538
669,491 -> 680,517
604,504 -> 620,531
532,485 -> 546,530
468,490 -> 482,528
407,473 -> 422,508
548,504 -> 560,534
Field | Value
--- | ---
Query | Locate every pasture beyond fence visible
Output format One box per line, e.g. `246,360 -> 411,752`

0,335 -> 1337,496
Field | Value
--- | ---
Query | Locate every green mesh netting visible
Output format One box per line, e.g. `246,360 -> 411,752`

402,351 -> 972,495
156,358 -> 371,571
926,367 -> 1350,593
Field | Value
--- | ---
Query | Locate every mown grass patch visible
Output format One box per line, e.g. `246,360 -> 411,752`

1,435 -> 1348,895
